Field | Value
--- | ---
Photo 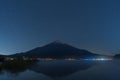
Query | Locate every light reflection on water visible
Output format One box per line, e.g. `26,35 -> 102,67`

0,60 -> 120,80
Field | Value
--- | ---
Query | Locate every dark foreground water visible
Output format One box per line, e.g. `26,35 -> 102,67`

0,60 -> 120,80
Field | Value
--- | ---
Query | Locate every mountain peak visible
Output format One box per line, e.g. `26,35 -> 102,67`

51,40 -> 65,44
44,40 -> 68,48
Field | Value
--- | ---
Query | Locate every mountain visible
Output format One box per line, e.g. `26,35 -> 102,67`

11,41 -> 98,58
0,55 -> 5,57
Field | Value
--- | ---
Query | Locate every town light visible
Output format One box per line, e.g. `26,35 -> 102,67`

83,57 -> 112,61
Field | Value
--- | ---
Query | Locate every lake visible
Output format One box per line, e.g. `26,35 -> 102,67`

0,60 -> 120,80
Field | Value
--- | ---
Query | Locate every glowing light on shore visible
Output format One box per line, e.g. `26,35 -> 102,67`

83,58 -> 112,61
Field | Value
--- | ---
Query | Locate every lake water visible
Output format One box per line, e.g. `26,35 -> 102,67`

0,60 -> 120,80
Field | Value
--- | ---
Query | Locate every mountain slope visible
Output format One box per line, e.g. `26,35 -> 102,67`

11,41 -> 98,58
114,54 -> 120,59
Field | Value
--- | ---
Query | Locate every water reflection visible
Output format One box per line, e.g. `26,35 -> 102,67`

1,60 -> 119,80
61,60 -> 120,80
30,60 -> 96,77
0,60 -> 96,78
0,60 -> 37,75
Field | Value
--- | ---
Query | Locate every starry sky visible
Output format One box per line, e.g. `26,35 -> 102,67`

0,0 -> 120,55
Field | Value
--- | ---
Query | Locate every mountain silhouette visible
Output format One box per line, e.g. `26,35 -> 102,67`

114,54 -> 120,59
11,41 -> 98,58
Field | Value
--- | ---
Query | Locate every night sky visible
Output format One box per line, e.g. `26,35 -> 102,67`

0,0 -> 120,55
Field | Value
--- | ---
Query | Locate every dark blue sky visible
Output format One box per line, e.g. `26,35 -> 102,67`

0,0 -> 120,55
